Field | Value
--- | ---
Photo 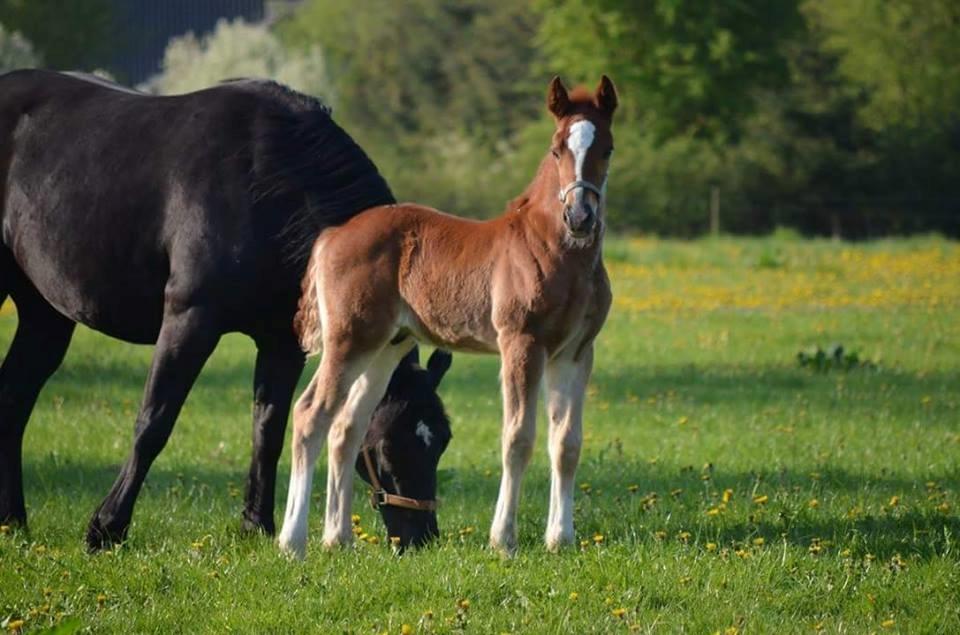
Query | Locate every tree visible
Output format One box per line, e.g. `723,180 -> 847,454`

537,0 -> 803,142
0,23 -> 38,72
152,18 -> 330,99
0,0 -> 114,70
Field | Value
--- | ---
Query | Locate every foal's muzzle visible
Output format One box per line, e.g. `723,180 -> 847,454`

559,179 -> 602,237
563,204 -> 596,236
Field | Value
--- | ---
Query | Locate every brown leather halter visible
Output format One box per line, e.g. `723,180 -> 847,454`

361,446 -> 438,512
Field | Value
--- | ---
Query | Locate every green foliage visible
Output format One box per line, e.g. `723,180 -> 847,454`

0,0 -> 114,70
808,0 -> 960,134
152,18 -> 330,99
797,344 -> 875,373
0,22 -> 38,72
537,0 -> 803,142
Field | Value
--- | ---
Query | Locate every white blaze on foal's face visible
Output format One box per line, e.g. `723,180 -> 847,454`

415,420 -> 433,447
566,120 -> 596,181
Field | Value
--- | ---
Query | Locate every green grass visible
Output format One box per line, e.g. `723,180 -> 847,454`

2,236 -> 959,633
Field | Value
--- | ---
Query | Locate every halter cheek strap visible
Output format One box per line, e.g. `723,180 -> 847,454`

361,445 -> 438,512
558,179 -> 604,203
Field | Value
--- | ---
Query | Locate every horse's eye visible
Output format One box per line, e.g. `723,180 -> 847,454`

603,147 -> 614,159
551,148 -> 561,160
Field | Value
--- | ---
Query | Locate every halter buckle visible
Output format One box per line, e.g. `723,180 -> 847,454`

369,488 -> 388,510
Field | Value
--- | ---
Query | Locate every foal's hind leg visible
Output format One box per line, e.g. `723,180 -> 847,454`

0,292 -> 74,526
241,335 -> 305,535
322,340 -> 415,548
86,306 -> 220,551
544,345 -> 593,551
277,338 -> 414,558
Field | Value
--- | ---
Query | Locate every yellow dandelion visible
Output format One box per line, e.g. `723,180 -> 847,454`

569,592 -> 579,601
734,549 -> 750,559
808,498 -> 819,509
706,507 -> 721,516
752,537 -> 765,546
706,542 -> 718,552
351,514 -> 361,525
937,502 -> 951,513
579,483 -> 592,493
0,525 -> 10,535
679,576 -> 692,584
627,484 -> 639,493
422,610 -> 433,619
593,533 -> 604,544
888,495 -> 900,507
6,620 -> 24,633
366,535 -> 380,545
611,608 -> 627,619
401,624 -> 414,635
580,539 -> 590,548
457,599 -> 470,610
654,530 -> 668,541
752,495 -> 768,505
722,489 -> 733,503
881,618 -> 895,629
678,531 -> 691,542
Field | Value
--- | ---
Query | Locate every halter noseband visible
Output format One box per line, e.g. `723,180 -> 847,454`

361,445 -> 438,512
558,179 -> 604,203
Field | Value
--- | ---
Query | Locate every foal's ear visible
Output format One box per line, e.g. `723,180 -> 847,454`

547,76 -> 571,120
426,349 -> 452,389
595,75 -> 618,117
401,347 -> 420,367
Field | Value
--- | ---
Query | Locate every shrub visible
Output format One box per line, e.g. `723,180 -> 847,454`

150,18 -> 330,100
0,23 -> 40,73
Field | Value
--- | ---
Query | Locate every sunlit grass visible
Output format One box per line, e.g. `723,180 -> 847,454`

2,236 -> 958,633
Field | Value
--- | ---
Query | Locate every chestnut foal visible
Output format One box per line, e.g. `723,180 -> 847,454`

279,76 -> 617,557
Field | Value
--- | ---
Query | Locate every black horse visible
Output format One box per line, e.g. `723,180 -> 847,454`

0,69 -> 451,550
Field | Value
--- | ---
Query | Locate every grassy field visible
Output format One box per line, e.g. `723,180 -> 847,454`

2,236 -> 958,633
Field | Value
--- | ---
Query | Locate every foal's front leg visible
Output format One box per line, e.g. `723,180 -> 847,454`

490,333 -> 545,555
544,345 -> 593,551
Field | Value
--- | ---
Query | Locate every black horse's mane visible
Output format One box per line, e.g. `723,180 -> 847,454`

236,79 -> 396,268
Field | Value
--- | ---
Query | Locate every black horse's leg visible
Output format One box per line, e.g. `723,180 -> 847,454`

86,307 -> 220,551
0,297 -> 74,526
241,336 -> 305,535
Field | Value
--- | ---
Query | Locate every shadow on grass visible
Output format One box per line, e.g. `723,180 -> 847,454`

20,452 -> 958,561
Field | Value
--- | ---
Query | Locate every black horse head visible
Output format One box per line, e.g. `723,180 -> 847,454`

358,348 -> 452,548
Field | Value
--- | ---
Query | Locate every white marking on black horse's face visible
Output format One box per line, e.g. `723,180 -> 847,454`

567,120 -> 596,181
415,420 -> 433,448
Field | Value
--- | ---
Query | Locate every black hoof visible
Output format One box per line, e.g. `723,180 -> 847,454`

85,514 -> 128,552
240,511 -> 275,536
0,509 -> 27,529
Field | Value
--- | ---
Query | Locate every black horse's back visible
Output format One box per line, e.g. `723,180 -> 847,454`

0,69 -> 394,342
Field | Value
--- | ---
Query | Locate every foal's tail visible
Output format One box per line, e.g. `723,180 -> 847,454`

293,252 -> 323,356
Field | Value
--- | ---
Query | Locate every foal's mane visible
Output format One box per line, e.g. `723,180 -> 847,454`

237,79 -> 396,268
